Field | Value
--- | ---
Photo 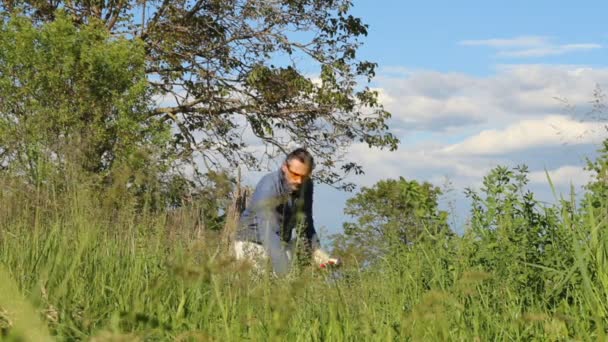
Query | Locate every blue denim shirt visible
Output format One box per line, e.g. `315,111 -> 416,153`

236,169 -> 320,250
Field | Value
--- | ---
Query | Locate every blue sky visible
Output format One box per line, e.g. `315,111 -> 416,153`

292,0 -> 608,239
351,0 -> 607,75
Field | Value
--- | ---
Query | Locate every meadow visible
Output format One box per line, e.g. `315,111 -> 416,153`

1,162 -> 607,341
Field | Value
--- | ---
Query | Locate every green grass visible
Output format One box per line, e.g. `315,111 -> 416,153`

1,179 -> 607,341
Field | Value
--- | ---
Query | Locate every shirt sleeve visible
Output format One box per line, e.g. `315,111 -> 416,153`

249,175 -> 282,248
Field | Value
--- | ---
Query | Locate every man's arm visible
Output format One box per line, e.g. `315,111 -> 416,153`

249,175 -> 281,243
249,175 -> 292,273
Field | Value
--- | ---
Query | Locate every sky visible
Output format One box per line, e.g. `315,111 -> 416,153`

156,1 -> 608,239
293,0 -> 608,237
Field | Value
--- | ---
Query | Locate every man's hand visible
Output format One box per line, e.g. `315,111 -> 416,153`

313,249 -> 341,269
319,257 -> 341,269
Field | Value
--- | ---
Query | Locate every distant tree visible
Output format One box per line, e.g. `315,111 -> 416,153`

0,0 -> 398,189
332,177 -> 450,265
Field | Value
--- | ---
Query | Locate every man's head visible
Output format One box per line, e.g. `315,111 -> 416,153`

281,148 -> 314,192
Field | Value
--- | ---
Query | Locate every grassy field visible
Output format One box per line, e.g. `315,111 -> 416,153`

1,176 -> 607,341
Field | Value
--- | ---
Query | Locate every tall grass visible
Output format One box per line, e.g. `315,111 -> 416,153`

1,175 -> 607,341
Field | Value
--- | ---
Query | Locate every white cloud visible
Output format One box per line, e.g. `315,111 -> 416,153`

346,141 -> 498,189
459,36 -> 602,58
499,44 -> 602,58
442,115 -> 605,156
528,165 -> 593,187
459,36 -> 549,48
375,65 -> 608,131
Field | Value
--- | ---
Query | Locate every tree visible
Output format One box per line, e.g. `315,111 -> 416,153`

0,14 -> 171,188
1,0 -> 398,189
332,177 -> 450,265
0,13 -> 234,214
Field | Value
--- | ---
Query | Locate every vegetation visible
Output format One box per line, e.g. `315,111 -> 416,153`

333,177 -> 450,265
2,1 -> 608,341
2,159 -> 608,340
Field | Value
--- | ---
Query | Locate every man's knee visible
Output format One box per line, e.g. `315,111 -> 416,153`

233,240 -> 293,276
234,241 -> 267,261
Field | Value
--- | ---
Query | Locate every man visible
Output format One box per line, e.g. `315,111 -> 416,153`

234,148 -> 339,275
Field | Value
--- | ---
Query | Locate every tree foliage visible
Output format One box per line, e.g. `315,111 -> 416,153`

0,14 -> 171,186
1,0 -> 398,189
0,13 -> 240,216
333,177 -> 450,264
